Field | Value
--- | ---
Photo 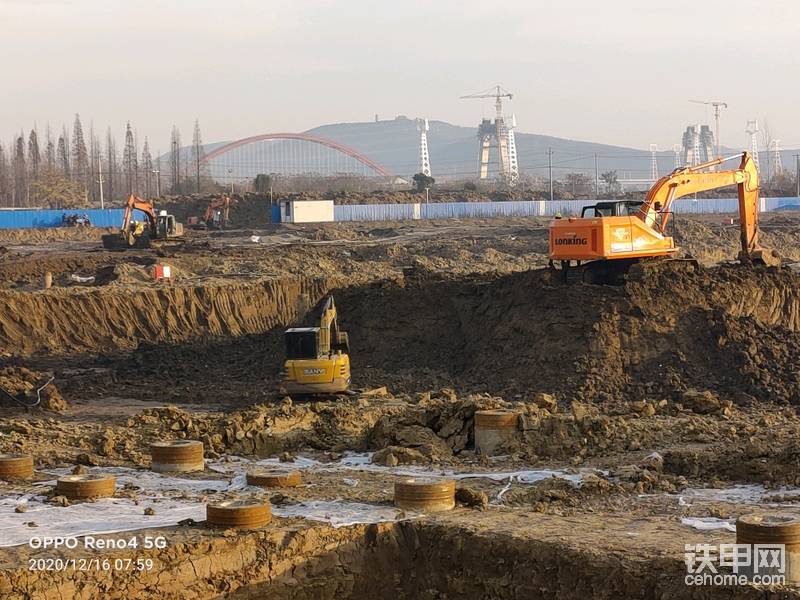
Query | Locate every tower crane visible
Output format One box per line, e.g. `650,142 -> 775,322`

460,85 -> 514,120
689,99 -> 728,159
461,85 -> 518,182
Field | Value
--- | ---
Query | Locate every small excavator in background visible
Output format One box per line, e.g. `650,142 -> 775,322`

101,194 -> 184,250
281,295 -> 351,395
188,196 -> 232,230
548,152 -> 780,283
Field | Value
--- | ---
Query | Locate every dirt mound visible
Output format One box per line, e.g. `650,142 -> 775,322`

0,367 -> 66,411
0,227 -> 110,244
672,215 -> 800,265
335,262 -> 800,404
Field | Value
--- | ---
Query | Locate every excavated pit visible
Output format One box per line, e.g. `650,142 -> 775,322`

6,261 -> 798,407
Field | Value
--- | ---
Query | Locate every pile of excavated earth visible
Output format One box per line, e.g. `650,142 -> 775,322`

1,209 -> 800,599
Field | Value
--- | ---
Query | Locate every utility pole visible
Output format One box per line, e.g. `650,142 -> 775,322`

97,154 -> 104,209
153,169 -> 160,197
594,153 -> 599,198
548,147 -> 554,202
793,153 -> 800,197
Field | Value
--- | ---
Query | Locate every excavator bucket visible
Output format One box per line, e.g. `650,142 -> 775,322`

101,233 -> 152,251
742,248 -> 781,267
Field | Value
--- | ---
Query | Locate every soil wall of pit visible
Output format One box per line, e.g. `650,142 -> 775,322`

2,520 -> 786,600
0,277 -> 335,355
3,264 -> 800,404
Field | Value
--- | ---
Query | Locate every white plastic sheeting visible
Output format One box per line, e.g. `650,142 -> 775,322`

272,501 -> 415,528
0,496 -> 205,548
681,517 -> 737,532
209,452 -> 592,486
678,485 -> 800,507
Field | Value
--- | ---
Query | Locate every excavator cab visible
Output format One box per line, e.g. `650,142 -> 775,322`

156,212 -> 182,237
281,296 -> 351,395
580,201 -> 643,218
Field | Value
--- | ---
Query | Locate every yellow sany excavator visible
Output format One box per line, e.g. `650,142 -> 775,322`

548,152 -> 780,283
281,296 -> 351,395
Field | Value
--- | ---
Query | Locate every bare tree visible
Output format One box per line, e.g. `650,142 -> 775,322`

44,124 -> 55,171
170,125 -> 182,194
141,137 -> 153,198
27,129 -> 40,179
0,143 -> 10,206
122,122 -> 138,195
57,128 -> 70,177
191,119 -> 207,193
13,134 -> 27,206
106,128 -> 118,203
88,125 -> 100,204
72,114 -> 88,191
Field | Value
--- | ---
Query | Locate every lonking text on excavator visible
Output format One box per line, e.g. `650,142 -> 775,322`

548,152 -> 780,283
281,296 -> 351,395
102,195 -> 184,250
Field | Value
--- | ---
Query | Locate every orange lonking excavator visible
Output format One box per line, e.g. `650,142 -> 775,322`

548,152 -> 780,283
101,194 -> 184,250
188,196 -> 232,230
204,195 -> 231,229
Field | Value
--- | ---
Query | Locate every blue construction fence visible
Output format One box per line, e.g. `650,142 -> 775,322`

0,208 -> 126,229
333,197 -> 800,222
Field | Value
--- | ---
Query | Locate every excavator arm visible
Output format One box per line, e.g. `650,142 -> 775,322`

203,196 -> 231,225
318,296 -> 350,355
636,152 -> 779,266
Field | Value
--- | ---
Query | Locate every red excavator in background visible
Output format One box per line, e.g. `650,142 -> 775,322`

548,152 -> 780,283
188,196 -> 232,230
101,195 -> 184,250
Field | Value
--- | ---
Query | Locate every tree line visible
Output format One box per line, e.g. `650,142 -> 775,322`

0,116 -> 212,208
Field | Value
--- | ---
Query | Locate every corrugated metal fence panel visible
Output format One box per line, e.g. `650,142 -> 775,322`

334,203 -> 417,222
420,201 -> 542,219
672,199 -> 739,214
539,200 -> 596,216
0,209 -> 126,229
329,196 -> 800,223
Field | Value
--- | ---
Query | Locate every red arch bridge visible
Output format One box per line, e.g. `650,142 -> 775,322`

200,133 -> 392,182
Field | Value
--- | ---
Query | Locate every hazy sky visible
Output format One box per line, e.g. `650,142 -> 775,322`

2,0 -> 798,152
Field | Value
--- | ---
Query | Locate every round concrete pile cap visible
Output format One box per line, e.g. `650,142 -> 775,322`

246,469 -> 302,488
0,453 -> 34,480
206,499 -> 272,529
474,409 -> 520,430
737,513 -> 800,545
394,477 -> 456,512
56,473 -> 116,499
150,440 -> 205,472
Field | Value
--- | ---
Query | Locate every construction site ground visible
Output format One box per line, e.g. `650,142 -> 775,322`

2,210 -> 800,598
